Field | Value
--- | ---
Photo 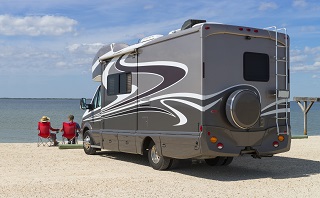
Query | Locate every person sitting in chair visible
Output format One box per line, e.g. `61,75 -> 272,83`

38,116 -> 60,146
60,115 -> 80,144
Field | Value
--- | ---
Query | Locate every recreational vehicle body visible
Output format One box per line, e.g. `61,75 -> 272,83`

80,19 -> 291,170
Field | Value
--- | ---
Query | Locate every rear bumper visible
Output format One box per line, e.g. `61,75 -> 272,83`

199,126 -> 291,158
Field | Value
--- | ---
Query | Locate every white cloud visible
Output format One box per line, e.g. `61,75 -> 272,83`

293,0 -> 307,8
259,2 -> 278,11
304,46 -> 320,54
291,62 -> 320,72
0,15 -> 77,36
291,46 -> 320,73
291,55 -> 307,63
66,43 -> 105,55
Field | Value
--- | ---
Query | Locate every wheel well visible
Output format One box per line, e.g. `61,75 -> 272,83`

82,127 -> 89,140
142,137 -> 153,155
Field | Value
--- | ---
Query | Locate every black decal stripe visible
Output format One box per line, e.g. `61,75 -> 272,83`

110,55 -> 186,109
103,107 -> 171,119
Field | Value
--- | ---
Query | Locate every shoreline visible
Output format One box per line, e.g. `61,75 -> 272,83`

1,137 -> 320,197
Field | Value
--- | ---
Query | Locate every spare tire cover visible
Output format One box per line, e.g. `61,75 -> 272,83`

226,90 -> 260,129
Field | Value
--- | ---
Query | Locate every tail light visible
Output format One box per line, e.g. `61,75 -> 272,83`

217,143 -> 224,149
273,141 -> 279,148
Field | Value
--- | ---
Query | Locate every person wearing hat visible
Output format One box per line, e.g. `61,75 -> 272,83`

39,116 -> 60,146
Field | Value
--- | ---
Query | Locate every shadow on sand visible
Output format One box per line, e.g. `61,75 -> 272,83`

96,151 -> 320,181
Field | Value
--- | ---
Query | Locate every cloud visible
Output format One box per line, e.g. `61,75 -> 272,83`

291,55 -> 307,63
291,46 -> 320,73
293,0 -> 307,8
259,2 -> 278,11
66,43 -> 105,55
291,62 -> 320,72
304,46 -> 320,54
0,15 -> 77,36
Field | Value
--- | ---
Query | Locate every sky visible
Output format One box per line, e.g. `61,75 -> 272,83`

0,0 -> 320,99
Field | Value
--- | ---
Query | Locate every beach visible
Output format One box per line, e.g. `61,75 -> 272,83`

1,137 -> 320,198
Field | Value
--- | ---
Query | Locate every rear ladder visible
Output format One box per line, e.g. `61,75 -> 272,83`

265,26 -> 289,135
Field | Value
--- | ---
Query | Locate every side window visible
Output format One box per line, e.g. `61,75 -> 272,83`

107,72 -> 132,95
243,52 -> 269,82
92,86 -> 101,109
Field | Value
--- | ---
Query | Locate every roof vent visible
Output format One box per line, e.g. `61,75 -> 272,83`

181,19 -> 206,30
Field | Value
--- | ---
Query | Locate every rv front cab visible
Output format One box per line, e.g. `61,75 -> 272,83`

80,98 -> 93,110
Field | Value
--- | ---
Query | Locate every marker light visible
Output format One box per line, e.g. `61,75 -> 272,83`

210,136 -> 218,143
278,135 -> 285,142
217,142 -> 224,149
273,141 -> 279,148
211,110 -> 218,113
254,29 -> 259,33
207,131 -> 211,136
199,125 -> 203,132
205,26 -> 210,30
246,28 -> 251,32
239,27 -> 243,31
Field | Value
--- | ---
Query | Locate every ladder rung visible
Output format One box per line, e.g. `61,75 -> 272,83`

278,132 -> 288,135
276,89 -> 289,92
276,59 -> 287,62
276,74 -> 287,77
277,103 -> 288,106
276,45 -> 287,48
276,117 -> 287,120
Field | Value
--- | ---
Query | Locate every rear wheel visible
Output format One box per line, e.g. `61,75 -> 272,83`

148,142 -> 172,170
205,157 -> 226,166
83,131 -> 97,155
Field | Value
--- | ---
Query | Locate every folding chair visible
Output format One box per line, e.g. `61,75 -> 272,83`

61,122 -> 78,144
37,122 -> 54,147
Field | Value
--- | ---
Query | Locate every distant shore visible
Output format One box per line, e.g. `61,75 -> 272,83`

1,137 -> 320,197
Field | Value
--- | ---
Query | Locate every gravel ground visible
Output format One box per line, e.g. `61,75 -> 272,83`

0,137 -> 319,198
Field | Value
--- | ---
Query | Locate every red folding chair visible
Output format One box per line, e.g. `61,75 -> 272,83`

37,122 -> 54,147
61,122 -> 78,144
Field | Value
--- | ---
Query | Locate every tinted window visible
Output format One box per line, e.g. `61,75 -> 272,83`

92,86 -> 101,109
243,52 -> 269,82
107,74 -> 119,95
107,72 -> 132,95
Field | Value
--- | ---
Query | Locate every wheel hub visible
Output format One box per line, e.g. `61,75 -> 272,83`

150,146 -> 160,164
84,135 -> 91,150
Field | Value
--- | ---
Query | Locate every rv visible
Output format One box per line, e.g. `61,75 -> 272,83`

80,19 -> 291,170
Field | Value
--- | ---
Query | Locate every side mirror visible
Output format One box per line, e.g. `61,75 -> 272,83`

80,98 -> 88,110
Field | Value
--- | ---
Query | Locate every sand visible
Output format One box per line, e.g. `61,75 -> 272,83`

0,137 -> 320,198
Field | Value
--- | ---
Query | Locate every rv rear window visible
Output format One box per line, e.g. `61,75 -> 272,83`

107,72 -> 132,96
243,52 -> 269,82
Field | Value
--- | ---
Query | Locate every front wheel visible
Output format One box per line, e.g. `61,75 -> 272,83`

148,142 -> 172,170
83,131 -> 97,155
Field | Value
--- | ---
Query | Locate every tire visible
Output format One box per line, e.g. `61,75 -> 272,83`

205,157 -> 226,166
148,142 -> 172,170
83,131 -> 97,155
222,157 -> 233,166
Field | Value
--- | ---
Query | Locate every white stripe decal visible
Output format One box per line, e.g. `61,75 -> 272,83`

261,108 -> 291,117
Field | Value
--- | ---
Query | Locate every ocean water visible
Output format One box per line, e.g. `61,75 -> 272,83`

0,99 -> 319,143
0,98 -> 84,143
